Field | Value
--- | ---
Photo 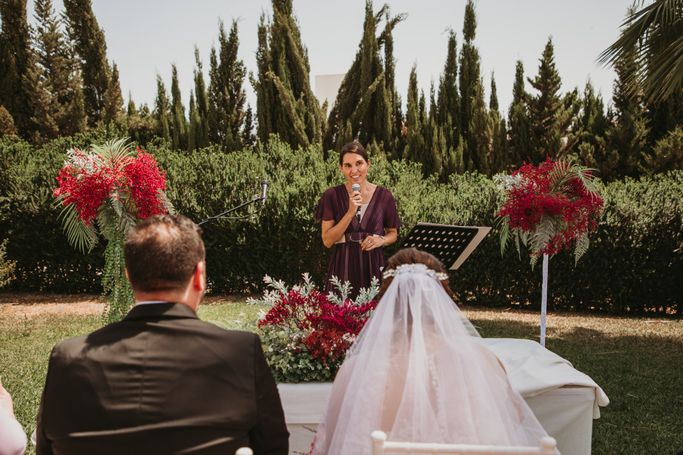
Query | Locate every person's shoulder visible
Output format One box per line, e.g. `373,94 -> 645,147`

376,185 -> 396,198
193,321 -> 260,344
49,333 -> 89,363
322,185 -> 344,197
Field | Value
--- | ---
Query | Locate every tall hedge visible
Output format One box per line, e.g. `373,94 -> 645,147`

0,135 -> 680,315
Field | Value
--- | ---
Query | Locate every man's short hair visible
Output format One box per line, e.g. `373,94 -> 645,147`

124,215 -> 205,292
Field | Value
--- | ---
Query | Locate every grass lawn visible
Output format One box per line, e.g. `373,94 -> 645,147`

0,297 -> 681,455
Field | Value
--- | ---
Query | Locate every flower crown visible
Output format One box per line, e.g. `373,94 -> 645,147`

382,263 -> 449,281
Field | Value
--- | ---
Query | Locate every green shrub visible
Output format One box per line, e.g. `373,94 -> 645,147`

0,135 -> 680,315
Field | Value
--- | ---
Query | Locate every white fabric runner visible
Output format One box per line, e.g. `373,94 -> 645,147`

476,338 -> 609,417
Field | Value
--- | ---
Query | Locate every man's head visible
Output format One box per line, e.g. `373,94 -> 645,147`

124,215 -> 206,307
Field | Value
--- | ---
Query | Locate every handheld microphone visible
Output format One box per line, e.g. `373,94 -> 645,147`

261,180 -> 269,204
351,183 -> 361,222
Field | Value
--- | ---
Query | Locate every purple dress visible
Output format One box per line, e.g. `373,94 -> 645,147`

315,185 -> 400,298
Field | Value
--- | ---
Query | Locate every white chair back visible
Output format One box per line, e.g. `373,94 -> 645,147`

371,431 -> 557,455
235,448 -> 253,455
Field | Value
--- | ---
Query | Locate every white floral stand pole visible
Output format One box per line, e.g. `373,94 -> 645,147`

540,253 -> 549,347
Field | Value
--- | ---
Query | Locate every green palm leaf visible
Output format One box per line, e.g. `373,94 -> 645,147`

55,198 -> 98,253
575,235 -> 590,265
599,0 -> 683,103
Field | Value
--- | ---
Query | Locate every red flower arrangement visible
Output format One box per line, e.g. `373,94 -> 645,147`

496,158 -> 603,262
54,146 -> 167,227
251,274 -> 379,382
54,138 -> 173,322
258,289 -> 376,365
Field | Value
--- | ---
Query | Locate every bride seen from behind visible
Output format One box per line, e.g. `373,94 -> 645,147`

312,248 -> 557,454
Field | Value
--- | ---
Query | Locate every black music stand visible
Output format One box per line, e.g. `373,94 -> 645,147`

400,223 -> 491,270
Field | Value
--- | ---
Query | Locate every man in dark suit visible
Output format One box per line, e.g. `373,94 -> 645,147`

36,215 -> 289,454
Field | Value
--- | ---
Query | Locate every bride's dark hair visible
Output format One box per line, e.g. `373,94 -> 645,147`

376,248 -> 455,301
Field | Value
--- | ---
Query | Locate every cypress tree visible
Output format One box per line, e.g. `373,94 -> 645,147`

324,2 -> 403,153
606,38 -> 649,178
0,0 -> 34,137
127,102 -> 156,145
126,93 -> 136,116
252,0 -> 323,150
22,46 -> 56,142
193,47 -> 209,148
154,75 -> 171,143
63,0 -> 110,126
222,20 -> 246,150
32,0 -> 86,136
242,105 -> 255,147
382,10 -> 404,158
458,0 -> 487,171
404,65 -> 428,172
102,62 -> 123,126
507,60 -> 531,165
169,64 -> 187,150
488,73 -> 507,173
437,30 -> 460,151
187,91 -> 198,152
470,77 -> 489,173
527,37 -> 573,161
207,47 -> 220,145
252,14 -> 273,143
207,20 -> 247,151
646,94 -> 683,146
0,105 -> 18,137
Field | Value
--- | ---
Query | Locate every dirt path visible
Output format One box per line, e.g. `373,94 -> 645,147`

0,294 -> 246,318
0,294 -> 105,317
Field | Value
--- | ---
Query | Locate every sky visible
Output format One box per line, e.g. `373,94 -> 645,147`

27,0 -> 635,114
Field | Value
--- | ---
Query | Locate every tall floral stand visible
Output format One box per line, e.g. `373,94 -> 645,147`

496,159 -> 604,348
53,138 -> 172,323
540,254 -> 549,347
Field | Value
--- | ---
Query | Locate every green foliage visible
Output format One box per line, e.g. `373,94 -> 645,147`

0,105 -> 18,137
323,1 -> 403,153
507,60 -> 531,168
207,20 -> 247,152
642,127 -> 683,174
527,38 -> 574,161
0,239 -> 16,287
252,0 -> 323,150
154,76 -> 171,142
0,134 -> 680,315
169,64 -> 187,150
30,0 -> 86,138
63,0 -> 110,126
0,0 -> 33,137
599,0 -> 683,105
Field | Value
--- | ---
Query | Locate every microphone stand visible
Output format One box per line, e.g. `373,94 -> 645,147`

198,181 -> 268,226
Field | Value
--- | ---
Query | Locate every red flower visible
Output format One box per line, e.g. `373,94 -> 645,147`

258,289 -> 378,364
497,158 -> 603,256
54,146 -> 168,224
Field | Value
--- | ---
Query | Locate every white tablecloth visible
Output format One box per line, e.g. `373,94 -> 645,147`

277,338 -> 608,455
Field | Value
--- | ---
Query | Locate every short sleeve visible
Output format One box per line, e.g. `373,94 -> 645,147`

314,188 -> 336,222
383,190 -> 400,229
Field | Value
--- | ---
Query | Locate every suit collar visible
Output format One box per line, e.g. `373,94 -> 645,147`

123,302 -> 198,321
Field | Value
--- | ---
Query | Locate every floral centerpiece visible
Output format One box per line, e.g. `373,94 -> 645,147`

249,274 -> 379,382
54,138 -> 173,321
495,158 -> 603,345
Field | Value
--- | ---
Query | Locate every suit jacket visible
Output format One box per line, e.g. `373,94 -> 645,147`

36,302 -> 289,455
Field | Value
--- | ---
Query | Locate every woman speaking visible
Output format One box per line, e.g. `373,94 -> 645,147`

315,141 -> 400,298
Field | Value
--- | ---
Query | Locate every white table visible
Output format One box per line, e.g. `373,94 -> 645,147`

277,338 -> 608,455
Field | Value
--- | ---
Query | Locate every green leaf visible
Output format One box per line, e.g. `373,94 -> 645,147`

575,235 -> 590,265
56,200 -> 98,253
497,216 -> 510,257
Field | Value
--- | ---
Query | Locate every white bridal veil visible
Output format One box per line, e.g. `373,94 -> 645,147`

313,263 -> 555,454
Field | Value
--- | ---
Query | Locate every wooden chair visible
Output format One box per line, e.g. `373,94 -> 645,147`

371,431 -> 557,455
